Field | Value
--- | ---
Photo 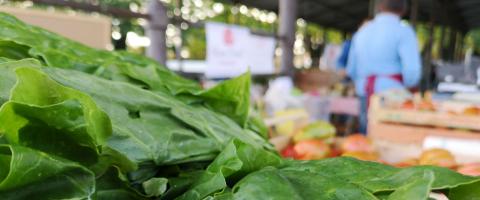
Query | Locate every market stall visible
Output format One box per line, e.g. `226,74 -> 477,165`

1,11 -> 479,199
2,0 -> 480,198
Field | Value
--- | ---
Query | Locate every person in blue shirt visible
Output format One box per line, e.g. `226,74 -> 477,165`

347,0 -> 422,134
337,18 -> 371,80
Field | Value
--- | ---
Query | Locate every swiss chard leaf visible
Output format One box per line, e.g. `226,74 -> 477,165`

41,66 -> 272,166
95,166 -> 148,200
232,167 -> 378,200
448,180 -> 480,200
177,140 -> 282,200
361,166 -> 479,193
0,145 -> 95,199
195,72 -> 251,127
386,170 -> 434,200
8,67 -> 112,145
142,177 -> 168,197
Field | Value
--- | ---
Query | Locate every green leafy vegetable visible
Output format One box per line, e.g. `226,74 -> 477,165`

178,140 -> 281,200
232,168 -> 378,200
95,167 -> 147,200
448,181 -> 480,200
195,72 -> 251,127
142,177 -> 168,197
0,145 -> 95,199
386,170 -> 434,200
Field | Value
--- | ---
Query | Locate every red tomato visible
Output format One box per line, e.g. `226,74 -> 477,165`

294,139 -> 331,160
281,145 -> 297,159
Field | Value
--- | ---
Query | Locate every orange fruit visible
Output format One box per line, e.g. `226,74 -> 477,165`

342,151 -> 379,162
419,148 -> 456,168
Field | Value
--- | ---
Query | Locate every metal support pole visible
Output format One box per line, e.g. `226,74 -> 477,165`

455,32 -> 464,61
424,22 -> 435,91
278,0 -> 298,76
410,0 -> 419,29
146,0 -> 168,65
174,0 -> 183,71
368,0 -> 376,18
422,0 -> 438,92
439,25 -> 446,59
448,28 -> 457,61
438,0 -> 447,60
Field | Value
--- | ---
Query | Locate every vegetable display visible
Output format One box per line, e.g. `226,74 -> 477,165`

0,12 -> 479,200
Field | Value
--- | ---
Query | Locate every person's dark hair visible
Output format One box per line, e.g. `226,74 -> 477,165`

378,0 -> 408,14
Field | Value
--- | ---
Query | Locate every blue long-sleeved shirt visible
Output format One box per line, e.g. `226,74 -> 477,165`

347,13 -> 422,96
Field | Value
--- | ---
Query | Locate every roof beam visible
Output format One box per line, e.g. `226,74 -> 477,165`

300,0 -> 367,31
22,0 -> 150,19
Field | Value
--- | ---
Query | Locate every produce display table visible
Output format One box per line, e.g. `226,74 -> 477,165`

371,106 -> 480,131
329,97 -> 359,116
368,96 -> 480,163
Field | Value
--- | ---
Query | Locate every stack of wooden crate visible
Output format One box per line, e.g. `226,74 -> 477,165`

368,96 -> 480,145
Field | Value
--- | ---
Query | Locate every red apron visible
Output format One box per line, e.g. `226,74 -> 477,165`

366,74 -> 403,107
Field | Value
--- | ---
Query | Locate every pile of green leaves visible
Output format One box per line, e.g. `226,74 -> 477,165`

0,12 -> 478,200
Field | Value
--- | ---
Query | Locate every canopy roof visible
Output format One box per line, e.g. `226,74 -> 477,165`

221,0 -> 480,33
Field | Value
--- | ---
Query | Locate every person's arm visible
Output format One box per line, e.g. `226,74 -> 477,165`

346,39 -> 357,81
399,27 -> 422,88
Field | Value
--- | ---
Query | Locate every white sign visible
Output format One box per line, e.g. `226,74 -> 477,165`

319,44 -> 341,70
206,22 -> 275,78
246,34 -> 276,75
424,136 -> 480,163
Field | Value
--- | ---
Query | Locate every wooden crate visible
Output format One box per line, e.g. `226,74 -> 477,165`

369,122 -> 480,144
369,123 -> 480,163
373,108 -> 480,131
368,96 -> 480,163
369,95 -> 480,131
368,96 -> 480,144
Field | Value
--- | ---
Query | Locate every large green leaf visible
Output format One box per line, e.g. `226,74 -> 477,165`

178,140 -> 282,200
386,170 -> 434,200
448,180 -> 480,200
142,177 -> 168,197
40,66 -> 272,165
0,100 -> 101,166
361,166 -> 479,193
232,167 -> 378,200
95,166 -> 147,200
0,59 -> 42,105
195,72 -> 251,127
0,40 -> 30,60
0,67 -> 113,168
245,109 -> 269,139
281,157 -> 398,184
0,60 -> 271,165
9,67 -> 112,144
0,12 -> 201,96
0,145 -> 95,199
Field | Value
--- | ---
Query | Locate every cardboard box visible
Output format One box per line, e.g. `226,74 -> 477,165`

0,6 -> 111,49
